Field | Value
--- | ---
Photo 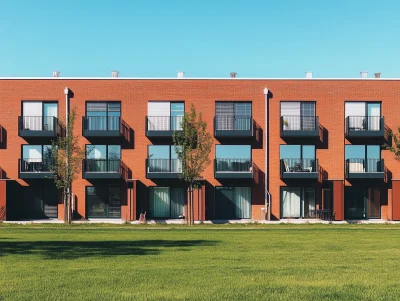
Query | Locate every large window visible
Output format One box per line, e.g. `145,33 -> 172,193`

85,145 -> 121,172
280,145 -> 316,172
21,101 -> 58,131
280,102 -> 316,130
149,187 -> 185,218
281,187 -> 316,218
345,145 -> 380,172
21,145 -> 54,172
86,102 -> 121,131
345,102 -> 381,131
215,187 -> 251,219
215,102 -> 252,131
147,101 -> 184,131
215,145 -> 252,172
86,186 -> 121,218
148,145 -> 181,172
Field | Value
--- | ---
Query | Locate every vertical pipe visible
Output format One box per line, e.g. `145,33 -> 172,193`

264,88 -> 271,220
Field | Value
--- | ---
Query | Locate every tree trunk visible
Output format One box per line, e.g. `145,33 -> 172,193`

63,188 -> 68,224
187,185 -> 191,225
189,183 -> 194,225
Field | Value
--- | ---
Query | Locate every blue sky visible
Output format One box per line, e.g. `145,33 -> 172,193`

1,0 -> 399,77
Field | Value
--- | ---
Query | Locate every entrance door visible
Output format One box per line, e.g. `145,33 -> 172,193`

86,187 -> 121,218
345,187 -> 381,219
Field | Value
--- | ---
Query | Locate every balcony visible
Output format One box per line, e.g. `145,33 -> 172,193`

280,116 -> 320,138
280,159 -> 319,180
214,159 -> 254,179
345,158 -> 384,179
82,116 -> 129,138
18,116 -> 63,139
146,159 -> 182,179
82,159 -> 128,180
345,116 -> 384,138
19,158 -> 55,179
146,116 -> 183,138
214,116 -> 253,138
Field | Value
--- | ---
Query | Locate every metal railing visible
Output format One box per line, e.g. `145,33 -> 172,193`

83,159 -> 121,173
345,116 -> 383,133
146,116 -> 184,131
215,158 -> 253,172
82,116 -> 121,132
281,116 -> 318,131
146,159 -> 182,173
214,116 -> 252,131
19,158 -> 54,173
18,116 -> 61,134
345,158 -> 384,173
281,159 -> 318,173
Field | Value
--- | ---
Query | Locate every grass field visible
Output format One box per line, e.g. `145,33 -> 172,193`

1,224 -> 400,300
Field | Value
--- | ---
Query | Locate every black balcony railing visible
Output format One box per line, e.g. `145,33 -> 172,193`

281,116 -> 318,131
146,159 -> 182,173
146,116 -> 184,132
18,116 -> 62,137
345,158 -> 384,174
82,116 -> 130,139
215,158 -> 253,172
280,159 -> 319,179
19,158 -> 54,173
83,159 -> 121,173
345,116 -> 384,137
214,116 -> 252,132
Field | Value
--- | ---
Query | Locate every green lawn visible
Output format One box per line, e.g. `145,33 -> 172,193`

1,224 -> 400,300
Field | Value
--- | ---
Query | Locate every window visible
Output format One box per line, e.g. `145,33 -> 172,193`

215,187 -> 251,219
147,101 -> 184,131
215,102 -> 252,131
21,145 -> 54,172
215,145 -> 252,172
345,102 -> 381,131
280,145 -> 316,172
281,187 -> 316,218
86,186 -> 121,218
86,102 -> 121,131
149,187 -> 185,218
85,145 -> 121,172
345,145 -> 380,172
21,101 -> 58,131
148,145 -> 181,172
280,102 -> 316,130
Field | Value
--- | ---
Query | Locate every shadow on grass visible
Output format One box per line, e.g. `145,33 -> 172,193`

0,240 -> 218,260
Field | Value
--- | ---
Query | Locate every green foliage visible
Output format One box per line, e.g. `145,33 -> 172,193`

51,108 -> 85,189
385,127 -> 400,160
172,104 -> 213,186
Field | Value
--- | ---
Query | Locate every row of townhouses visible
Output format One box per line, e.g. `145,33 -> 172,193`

0,71 -> 399,221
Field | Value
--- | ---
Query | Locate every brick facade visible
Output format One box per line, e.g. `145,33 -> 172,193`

0,78 -> 399,221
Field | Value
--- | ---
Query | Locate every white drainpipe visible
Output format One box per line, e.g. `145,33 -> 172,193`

264,87 -> 271,220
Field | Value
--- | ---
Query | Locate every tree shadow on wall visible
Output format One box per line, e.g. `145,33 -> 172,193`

0,239 -> 219,260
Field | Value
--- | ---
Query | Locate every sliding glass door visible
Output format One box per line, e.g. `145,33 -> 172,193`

215,187 -> 251,219
281,187 -> 316,218
149,187 -> 185,218
86,186 -> 121,218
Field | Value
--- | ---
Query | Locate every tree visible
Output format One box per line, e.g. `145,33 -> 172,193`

173,104 -> 213,225
51,107 -> 85,224
386,128 -> 400,160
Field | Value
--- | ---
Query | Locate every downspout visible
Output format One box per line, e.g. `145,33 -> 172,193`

264,88 -> 271,221
64,87 -> 70,222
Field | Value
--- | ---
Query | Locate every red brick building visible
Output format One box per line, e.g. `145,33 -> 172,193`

0,72 -> 399,221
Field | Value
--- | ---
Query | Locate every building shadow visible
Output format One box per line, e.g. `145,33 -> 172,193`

0,239 -> 219,260
0,126 -> 7,149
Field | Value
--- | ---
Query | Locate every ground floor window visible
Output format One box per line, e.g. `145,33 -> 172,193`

215,187 -> 251,219
149,187 -> 185,218
86,186 -> 121,218
345,187 -> 381,219
281,187 -> 315,218
6,182 -> 58,220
